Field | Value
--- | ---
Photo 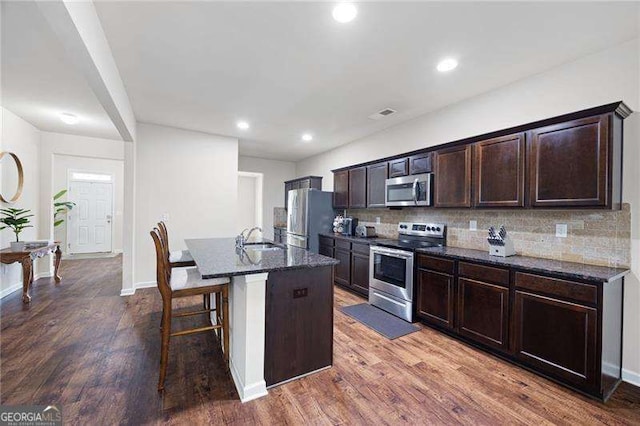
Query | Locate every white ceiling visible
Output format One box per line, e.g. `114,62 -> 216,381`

1,1 -> 120,140
2,2 -> 638,160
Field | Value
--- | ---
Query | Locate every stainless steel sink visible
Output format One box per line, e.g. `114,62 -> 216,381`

244,242 -> 284,251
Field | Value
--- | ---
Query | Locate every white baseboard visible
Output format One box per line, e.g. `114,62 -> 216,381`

229,358 -> 268,403
623,368 -> 640,387
1,272 -> 55,299
120,281 -> 157,297
0,282 -> 22,299
135,281 -> 157,290
120,288 -> 135,296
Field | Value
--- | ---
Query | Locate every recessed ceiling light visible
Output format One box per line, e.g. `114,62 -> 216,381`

302,133 -> 313,142
332,3 -> 357,23
236,120 -> 250,130
437,58 -> 458,73
59,112 -> 79,125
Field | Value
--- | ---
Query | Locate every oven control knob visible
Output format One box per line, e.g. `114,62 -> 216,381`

436,227 -> 441,232
426,226 -> 432,231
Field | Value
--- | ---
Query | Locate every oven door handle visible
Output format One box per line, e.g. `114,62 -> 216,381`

412,179 -> 418,205
371,246 -> 414,259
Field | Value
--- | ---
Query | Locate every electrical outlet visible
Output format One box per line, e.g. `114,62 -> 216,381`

556,224 -> 568,238
375,217 -> 381,224
469,220 -> 477,231
161,212 -> 170,222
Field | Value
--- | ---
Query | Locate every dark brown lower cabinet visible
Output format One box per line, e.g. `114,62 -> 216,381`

513,290 -> 598,390
416,269 -> 455,329
415,254 -> 623,401
351,252 -> 370,295
334,248 -> 351,287
457,278 -> 509,352
321,236 -> 371,297
264,267 -> 333,386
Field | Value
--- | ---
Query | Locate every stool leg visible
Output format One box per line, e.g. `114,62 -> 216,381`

222,286 -> 230,364
215,292 -> 222,338
158,298 -> 172,391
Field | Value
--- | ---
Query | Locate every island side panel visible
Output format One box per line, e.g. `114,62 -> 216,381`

228,272 -> 269,403
264,266 -> 334,387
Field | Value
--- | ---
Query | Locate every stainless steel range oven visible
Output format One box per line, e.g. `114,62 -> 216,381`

369,246 -> 415,321
369,222 -> 446,322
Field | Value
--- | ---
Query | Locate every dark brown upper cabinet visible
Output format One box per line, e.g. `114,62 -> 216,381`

333,170 -> 349,209
409,152 -> 433,175
367,162 -> 388,208
529,115 -> 610,208
473,133 -> 526,208
284,176 -> 322,209
434,145 -> 472,208
388,157 -> 409,178
348,166 -> 367,208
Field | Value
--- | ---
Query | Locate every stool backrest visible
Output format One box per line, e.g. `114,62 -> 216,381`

150,228 -> 172,297
158,221 -> 170,258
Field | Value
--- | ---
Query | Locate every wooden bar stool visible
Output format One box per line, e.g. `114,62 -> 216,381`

157,221 -> 214,311
151,228 -> 230,391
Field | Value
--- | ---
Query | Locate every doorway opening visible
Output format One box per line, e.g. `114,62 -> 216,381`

236,172 -> 263,240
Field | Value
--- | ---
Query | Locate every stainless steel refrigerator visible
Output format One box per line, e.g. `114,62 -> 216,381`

286,188 -> 334,253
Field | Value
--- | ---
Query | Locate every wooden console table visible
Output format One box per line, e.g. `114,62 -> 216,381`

0,242 -> 62,303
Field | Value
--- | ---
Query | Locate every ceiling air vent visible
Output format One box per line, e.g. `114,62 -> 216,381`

368,108 -> 397,120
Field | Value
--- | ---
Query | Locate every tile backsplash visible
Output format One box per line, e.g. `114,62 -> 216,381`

348,204 -> 631,268
273,207 -> 287,228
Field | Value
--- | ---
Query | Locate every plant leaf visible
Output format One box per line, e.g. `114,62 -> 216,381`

53,189 -> 68,200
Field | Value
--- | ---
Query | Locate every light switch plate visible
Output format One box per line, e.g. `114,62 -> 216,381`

375,217 -> 381,224
556,224 -> 568,238
469,220 -> 477,231
161,212 -> 170,222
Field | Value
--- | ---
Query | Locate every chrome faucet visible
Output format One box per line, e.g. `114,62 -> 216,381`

235,227 -> 262,248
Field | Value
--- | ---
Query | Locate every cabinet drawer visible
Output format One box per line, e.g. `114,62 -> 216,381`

459,262 -> 509,287
515,272 -> 597,305
319,235 -> 335,247
351,242 -> 370,255
335,239 -> 351,250
417,255 -> 455,274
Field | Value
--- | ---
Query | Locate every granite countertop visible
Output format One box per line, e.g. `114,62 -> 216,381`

274,225 -> 287,229
185,238 -> 338,279
417,246 -> 629,283
319,232 -> 381,244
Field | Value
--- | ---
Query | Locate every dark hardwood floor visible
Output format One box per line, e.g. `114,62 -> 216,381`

1,255 -> 639,424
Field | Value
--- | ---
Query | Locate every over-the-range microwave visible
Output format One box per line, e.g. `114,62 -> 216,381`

385,173 -> 432,207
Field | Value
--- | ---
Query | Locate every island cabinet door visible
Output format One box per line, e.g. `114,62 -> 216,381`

528,114 -> 610,208
416,269 -> 455,329
457,277 -> 509,352
333,248 -> 351,287
513,290 -> 598,390
265,267 -> 333,387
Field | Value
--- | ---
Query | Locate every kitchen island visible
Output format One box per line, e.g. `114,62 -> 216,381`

185,238 -> 338,402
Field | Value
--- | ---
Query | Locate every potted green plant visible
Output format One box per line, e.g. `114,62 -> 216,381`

0,207 -> 33,251
53,189 -> 75,228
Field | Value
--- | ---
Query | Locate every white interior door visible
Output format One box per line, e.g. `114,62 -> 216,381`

68,181 -> 113,253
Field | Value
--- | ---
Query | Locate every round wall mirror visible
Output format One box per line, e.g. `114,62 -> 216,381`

0,151 -> 24,204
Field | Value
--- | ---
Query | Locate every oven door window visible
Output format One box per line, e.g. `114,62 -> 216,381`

387,183 -> 414,202
373,253 -> 407,288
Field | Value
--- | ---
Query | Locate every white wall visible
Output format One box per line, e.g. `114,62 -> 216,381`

52,154 -> 124,254
296,39 -> 640,383
238,156 -> 296,240
134,123 -> 238,285
0,108 -> 42,296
